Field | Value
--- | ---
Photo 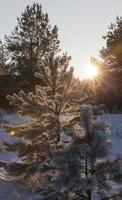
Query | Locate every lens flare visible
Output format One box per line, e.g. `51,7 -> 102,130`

11,130 -> 15,136
83,64 -> 98,80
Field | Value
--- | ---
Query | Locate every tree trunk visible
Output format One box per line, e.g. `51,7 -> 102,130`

87,190 -> 92,200
85,156 -> 88,177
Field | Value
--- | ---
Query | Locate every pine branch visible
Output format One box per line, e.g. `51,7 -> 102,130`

102,193 -> 122,200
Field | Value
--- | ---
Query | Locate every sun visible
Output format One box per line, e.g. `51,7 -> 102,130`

11,130 -> 15,136
82,64 -> 98,80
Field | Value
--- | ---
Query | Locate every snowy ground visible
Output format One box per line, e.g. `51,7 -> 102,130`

0,111 -> 41,200
0,110 -> 28,162
103,114 -> 122,159
0,111 -> 122,199
0,179 -> 41,200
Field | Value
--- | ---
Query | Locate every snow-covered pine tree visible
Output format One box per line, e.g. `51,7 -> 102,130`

5,52 -> 84,189
47,104 -> 122,200
5,3 -> 60,89
0,39 -> 6,72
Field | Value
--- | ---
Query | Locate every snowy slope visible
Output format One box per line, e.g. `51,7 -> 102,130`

103,114 -> 122,159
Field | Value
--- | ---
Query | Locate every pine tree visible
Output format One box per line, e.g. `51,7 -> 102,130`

100,16 -> 122,69
0,39 -> 6,72
97,16 -> 122,111
0,39 -> 10,109
5,3 -> 60,89
0,40 -> 5,117
5,53 -> 84,189
47,104 -> 122,200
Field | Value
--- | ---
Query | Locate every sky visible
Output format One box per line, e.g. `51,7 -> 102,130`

0,0 -> 122,78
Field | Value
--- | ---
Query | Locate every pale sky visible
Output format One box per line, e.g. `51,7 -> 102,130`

0,0 -> 122,77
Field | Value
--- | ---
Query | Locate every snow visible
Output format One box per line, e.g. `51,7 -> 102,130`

103,114 -> 122,159
0,109 -> 28,125
0,179 -> 41,200
0,110 -> 29,162
0,110 -> 28,162
60,131 -> 72,143
0,111 -> 42,199
0,111 -> 122,199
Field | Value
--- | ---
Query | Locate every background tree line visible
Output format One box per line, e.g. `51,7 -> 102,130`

0,4 -> 122,111
0,3 -> 60,109
95,16 -> 122,112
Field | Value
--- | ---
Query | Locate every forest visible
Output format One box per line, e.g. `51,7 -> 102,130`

0,2 -> 122,200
